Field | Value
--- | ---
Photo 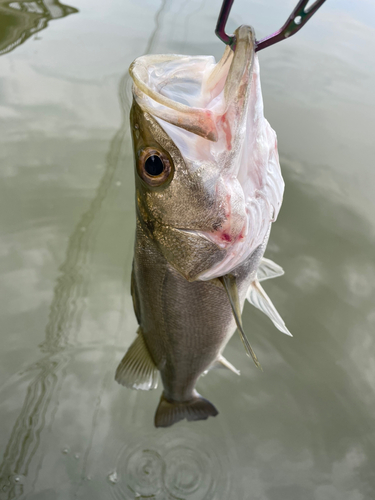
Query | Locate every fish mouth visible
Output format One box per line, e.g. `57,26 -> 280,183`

130,54 -> 219,141
129,26 -> 258,143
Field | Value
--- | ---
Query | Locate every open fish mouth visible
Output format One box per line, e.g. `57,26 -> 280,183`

130,25 -> 285,281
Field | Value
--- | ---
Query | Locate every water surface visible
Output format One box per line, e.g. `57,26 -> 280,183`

1,0 -> 375,499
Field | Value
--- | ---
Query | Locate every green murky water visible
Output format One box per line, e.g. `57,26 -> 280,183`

1,0 -> 375,498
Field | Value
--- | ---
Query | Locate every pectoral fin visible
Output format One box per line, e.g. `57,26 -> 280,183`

247,280 -> 292,337
219,274 -> 262,371
257,258 -> 284,282
115,328 -> 158,390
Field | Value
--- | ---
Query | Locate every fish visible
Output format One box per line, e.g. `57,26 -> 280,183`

115,25 -> 291,428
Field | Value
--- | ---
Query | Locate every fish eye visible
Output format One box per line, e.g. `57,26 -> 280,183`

137,148 -> 173,187
145,155 -> 164,176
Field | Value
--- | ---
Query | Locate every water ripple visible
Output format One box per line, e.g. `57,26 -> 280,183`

109,431 -> 231,500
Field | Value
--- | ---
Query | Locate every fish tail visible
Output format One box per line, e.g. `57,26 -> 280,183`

154,392 -> 218,428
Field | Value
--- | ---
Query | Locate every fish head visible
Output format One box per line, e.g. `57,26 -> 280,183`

131,99 -> 229,281
130,25 -> 284,282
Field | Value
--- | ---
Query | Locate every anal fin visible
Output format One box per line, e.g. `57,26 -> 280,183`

247,280 -> 292,337
217,355 -> 241,375
115,328 -> 158,390
212,355 -> 241,375
203,355 -> 240,376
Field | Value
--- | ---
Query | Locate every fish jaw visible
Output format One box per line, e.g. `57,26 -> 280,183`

130,25 -> 284,282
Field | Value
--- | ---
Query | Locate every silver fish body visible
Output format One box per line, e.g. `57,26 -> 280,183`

116,26 -> 290,427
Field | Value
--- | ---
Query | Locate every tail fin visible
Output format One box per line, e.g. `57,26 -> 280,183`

154,392 -> 218,428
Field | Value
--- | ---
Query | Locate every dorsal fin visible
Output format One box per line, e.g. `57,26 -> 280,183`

115,328 -> 158,390
257,258 -> 284,282
247,280 -> 292,337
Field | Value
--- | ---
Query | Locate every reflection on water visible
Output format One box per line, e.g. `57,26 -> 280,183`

0,354 -> 69,499
0,69 -> 130,494
42,73 -> 130,354
0,0 -> 78,56
0,0 -> 375,498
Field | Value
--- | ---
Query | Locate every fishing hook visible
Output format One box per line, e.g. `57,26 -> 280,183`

215,0 -> 327,51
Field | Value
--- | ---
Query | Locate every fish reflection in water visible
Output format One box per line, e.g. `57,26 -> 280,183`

0,0 -> 78,56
